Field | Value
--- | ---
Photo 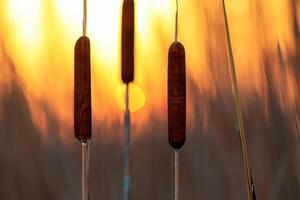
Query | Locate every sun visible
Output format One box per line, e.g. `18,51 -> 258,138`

115,84 -> 146,113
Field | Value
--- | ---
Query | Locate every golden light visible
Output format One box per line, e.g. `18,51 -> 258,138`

227,0 -> 250,15
0,0 -> 298,139
115,84 -> 146,113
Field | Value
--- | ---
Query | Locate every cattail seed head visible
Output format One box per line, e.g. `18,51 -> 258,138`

168,41 -> 186,149
74,36 -> 92,142
121,0 -> 135,84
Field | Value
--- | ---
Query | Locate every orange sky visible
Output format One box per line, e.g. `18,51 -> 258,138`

0,0 -> 298,140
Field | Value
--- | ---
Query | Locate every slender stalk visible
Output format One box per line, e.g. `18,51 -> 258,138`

174,2 -> 180,199
221,1 -> 253,200
123,84 -> 131,200
175,150 -> 179,200
83,0 -> 87,36
82,141 -> 90,200
175,0 -> 179,42
80,0 -> 89,199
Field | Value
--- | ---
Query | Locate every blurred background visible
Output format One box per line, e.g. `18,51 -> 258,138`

0,0 -> 299,199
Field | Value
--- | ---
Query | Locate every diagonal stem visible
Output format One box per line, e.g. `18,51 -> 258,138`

221,1 -> 253,199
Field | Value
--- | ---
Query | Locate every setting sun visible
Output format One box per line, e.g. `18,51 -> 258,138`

0,0 -> 298,139
115,83 -> 146,112
0,0 -> 299,199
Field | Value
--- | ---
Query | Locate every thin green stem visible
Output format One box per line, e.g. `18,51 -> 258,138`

221,1 -> 253,200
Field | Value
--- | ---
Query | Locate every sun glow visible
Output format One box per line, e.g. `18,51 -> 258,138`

115,84 -> 146,113
0,0 -> 298,139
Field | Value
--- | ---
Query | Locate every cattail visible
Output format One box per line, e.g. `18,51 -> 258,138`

74,1 -> 91,199
121,0 -> 135,84
121,1 -> 135,199
74,36 -> 92,143
168,41 -> 186,149
168,1 -> 186,200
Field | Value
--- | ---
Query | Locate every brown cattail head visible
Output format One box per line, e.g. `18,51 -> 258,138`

74,36 -> 92,142
168,41 -> 186,149
121,0 -> 135,84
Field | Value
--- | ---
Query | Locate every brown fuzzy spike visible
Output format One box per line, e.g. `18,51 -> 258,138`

168,41 -> 186,149
74,36 -> 92,142
121,0 -> 135,84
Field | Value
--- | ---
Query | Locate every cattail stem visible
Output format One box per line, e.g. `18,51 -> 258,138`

221,1 -> 253,200
82,141 -> 90,200
175,150 -> 179,200
83,0 -> 87,36
175,0 -> 179,42
123,84 -> 131,200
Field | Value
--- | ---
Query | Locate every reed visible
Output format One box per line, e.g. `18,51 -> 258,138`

121,1 -> 135,199
168,1 -> 186,199
221,0 -> 256,199
74,0 -> 91,199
